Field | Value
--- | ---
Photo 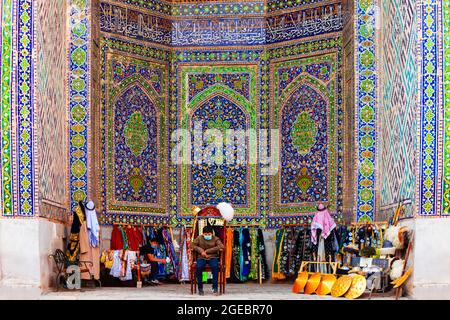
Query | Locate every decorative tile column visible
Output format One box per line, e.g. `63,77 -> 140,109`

355,0 -> 378,222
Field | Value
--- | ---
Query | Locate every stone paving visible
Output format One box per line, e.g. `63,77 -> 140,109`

40,283 -> 400,300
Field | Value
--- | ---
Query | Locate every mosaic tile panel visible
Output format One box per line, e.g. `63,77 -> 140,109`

69,0 -> 90,207
442,0 -> 450,215
378,0 -> 418,219
177,64 -> 259,217
171,49 -> 268,227
418,0 -> 440,216
104,53 -> 169,214
270,51 -> 341,216
35,0 -> 70,219
99,38 -> 171,226
1,0 -> 14,216
97,5 -> 345,227
15,0 -> 35,216
355,0 -> 377,222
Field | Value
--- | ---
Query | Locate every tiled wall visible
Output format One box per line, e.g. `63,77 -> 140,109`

378,0 -> 418,219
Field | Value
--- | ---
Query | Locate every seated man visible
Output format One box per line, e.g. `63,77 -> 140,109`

191,226 -> 224,296
140,238 -> 168,285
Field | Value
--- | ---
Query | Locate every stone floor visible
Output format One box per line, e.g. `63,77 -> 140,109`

40,283 -> 401,300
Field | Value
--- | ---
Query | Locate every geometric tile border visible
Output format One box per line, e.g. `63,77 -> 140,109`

15,0 -> 35,216
69,0 -> 90,209
1,0 -> 14,216
418,0 -> 441,216
354,0 -> 378,222
442,0 -> 450,215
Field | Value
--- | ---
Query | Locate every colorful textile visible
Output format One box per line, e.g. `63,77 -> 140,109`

280,228 -> 302,277
119,226 -> 129,250
66,203 -> 86,262
119,251 -> 137,281
272,229 -> 286,280
311,207 -> 336,245
257,228 -> 269,280
178,227 -> 191,282
239,228 -> 251,281
80,222 -> 100,280
225,228 -> 234,278
162,228 -> 179,277
85,201 -> 100,247
101,250 -> 115,269
109,250 -> 123,278
111,225 -> 124,250
231,230 -> 241,282
248,228 -> 259,280
126,226 -> 140,251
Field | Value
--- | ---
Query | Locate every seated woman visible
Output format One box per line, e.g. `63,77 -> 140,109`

191,226 -> 224,296
140,238 -> 168,285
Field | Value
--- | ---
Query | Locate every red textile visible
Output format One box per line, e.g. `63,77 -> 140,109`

110,225 -> 124,250
134,227 -> 143,247
126,227 -> 140,251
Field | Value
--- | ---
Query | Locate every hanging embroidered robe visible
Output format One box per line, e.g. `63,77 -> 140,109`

272,229 -> 286,280
66,202 -> 86,262
225,228 -> 234,279
240,228 -> 251,281
231,229 -> 241,282
248,228 -> 259,280
110,225 -> 124,250
257,228 -> 269,280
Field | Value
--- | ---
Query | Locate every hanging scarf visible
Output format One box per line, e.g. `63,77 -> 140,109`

272,229 -> 286,280
311,207 -> 336,245
66,203 -> 86,262
225,228 -> 234,279
85,200 -> 100,247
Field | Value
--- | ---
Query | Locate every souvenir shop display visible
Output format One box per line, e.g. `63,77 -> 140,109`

228,226 -> 269,283
290,201 -> 414,299
100,224 -> 181,286
65,196 -> 413,300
